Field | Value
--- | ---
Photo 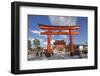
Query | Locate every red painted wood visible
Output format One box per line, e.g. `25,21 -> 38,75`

39,24 -> 80,30
41,31 -> 79,35
69,30 -> 74,54
47,30 -> 51,54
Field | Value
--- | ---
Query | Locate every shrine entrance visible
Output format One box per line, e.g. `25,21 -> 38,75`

39,24 -> 80,56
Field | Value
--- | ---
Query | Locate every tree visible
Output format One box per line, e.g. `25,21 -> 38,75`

66,43 -> 70,49
28,40 -> 31,50
74,44 -> 78,49
66,43 -> 78,51
33,39 -> 41,52
33,39 -> 40,47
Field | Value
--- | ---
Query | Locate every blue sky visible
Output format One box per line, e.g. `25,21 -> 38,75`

28,15 -> 88,47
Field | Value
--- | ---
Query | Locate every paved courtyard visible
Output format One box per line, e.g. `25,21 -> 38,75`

28,51 -> 87,61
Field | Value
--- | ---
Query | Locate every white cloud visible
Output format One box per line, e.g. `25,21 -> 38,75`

51,40 -> 55,45
39,38 -> 45,42
42,39 -> 55,46
30,30 -> 47,39
49,16 -> 77,26
31,30 -> 40,34
31,30 -> 46,34
60,35 -> 67,39
43,41 -> 47,45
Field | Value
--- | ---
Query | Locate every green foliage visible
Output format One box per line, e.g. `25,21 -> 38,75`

33,39 -> 40,47
66,43 -> 78,49
74,44 -> 78,49
28,40 -> 31,46
66,43 -> 70,49
28,40 -> 31,50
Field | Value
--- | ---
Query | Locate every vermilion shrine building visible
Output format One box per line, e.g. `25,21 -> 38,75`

53,40 -> 66,51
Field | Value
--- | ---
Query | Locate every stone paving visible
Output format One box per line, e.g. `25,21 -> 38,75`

28,51 -> 87,61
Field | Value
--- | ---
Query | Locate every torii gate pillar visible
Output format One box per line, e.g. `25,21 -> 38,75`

69,30 -> 74,56
47,29 -> 51,56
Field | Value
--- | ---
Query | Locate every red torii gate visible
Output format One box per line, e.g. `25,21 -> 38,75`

39,24 -> 80,56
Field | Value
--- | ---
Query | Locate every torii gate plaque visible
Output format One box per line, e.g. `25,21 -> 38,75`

39,24 -> 80,56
